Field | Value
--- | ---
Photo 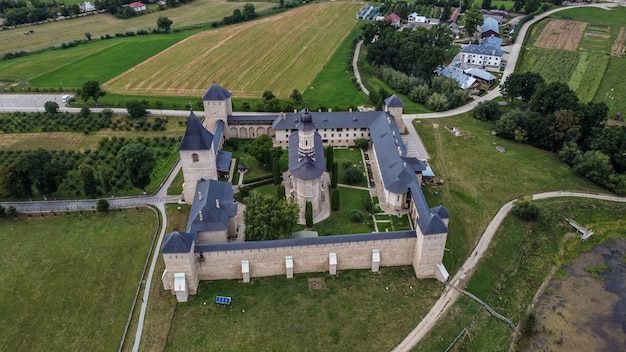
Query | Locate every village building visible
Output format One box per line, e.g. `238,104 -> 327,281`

481,16 -> 500,38
435,66 -> 477,89
459,36 -> 504,70
161,85 -> 450,302
128,2 -> 146,12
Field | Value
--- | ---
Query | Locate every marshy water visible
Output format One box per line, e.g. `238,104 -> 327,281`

526,240 -> 626,351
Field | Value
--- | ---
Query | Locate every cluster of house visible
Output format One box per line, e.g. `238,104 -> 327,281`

436,16 -> 505,90
160,85 -> 450,301
78,1 -> 145,13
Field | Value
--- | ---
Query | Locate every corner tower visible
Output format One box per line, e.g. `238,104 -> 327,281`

384,95 -> 405,132
202,84 -> 232,138
179,112 -> 217,204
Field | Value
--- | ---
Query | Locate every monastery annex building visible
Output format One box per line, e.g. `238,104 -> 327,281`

161,85 -> 450,302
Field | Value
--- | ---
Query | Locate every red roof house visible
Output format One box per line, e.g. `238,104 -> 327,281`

384,13 -> 402,27
129,2 -> 146,11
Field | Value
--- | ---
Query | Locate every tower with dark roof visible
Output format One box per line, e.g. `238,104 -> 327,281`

384,95 -> 405,132
202,84 -> 232,138
288,108 -> 327,221
179,112 -> 218,204
161,231 -> 199,296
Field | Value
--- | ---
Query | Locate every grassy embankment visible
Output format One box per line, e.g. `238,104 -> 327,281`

517,6 -> 626,116
0,208 -> 157,351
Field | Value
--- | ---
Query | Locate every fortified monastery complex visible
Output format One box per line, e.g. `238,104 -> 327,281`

161,84 -> 450,302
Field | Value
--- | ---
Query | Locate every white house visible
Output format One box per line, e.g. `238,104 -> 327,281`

408,12 -> 426,23
129,2 -> 146,12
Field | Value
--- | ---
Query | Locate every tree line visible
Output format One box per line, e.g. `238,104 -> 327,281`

473,72 -> 626,195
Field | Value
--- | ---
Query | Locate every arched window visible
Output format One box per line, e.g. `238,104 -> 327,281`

192,153 -> 199,162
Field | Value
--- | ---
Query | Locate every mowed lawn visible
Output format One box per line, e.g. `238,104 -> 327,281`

103,2 -> 363,98
165,267 -> 442,352
0,208 -> 157,351
0,1 -> 276,56
413,115 -> 603,273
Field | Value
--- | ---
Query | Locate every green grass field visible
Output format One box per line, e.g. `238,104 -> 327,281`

165,266 -> 441,351
312,187 -> 372,236
416,199 -> 626,351
518,8 -> 626,115
0,208 -> 156,351
103,2 -> 363,99
413,115 -> 603,273
334,148 -> 368,188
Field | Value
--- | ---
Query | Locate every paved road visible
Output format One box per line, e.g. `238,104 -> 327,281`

393,191 -> 626,351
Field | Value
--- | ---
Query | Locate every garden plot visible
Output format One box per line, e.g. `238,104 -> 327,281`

611,27 -> 626,57
533,19 -> 587,51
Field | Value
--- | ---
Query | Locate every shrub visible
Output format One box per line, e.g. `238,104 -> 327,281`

96,199 -> 110,212
7,206 -> 17,217
331,189 -> 340,211
344,166 -> 363,185
305,201 -> 313,227
512,195 -> 540,220
350,210 -> 364,223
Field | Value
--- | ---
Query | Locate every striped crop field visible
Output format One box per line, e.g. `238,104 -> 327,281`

103,2 -> 363,99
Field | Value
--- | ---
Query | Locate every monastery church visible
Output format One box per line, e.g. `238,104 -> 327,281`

161,84 -> 450,302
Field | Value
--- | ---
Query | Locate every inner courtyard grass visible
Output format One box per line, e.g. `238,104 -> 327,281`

165,266 -> 442,352
0,208 -> 157,352
334,147 -> 368,187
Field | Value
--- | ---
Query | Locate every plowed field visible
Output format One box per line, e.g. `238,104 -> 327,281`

103,2 -> 361,98
533,19 -> 587,51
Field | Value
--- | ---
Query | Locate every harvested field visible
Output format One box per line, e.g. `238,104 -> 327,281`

610,27 -> 626,57
103,2 -> 361,99
585,32 -> 610,39
533,19 -> 587,51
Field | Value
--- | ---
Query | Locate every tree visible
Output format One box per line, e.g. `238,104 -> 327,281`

157,16 -> 173,32
117,143 -> 156,191
482,0 -> 492,9
96,199 -> 110,212
44,101 -> 59,115
242,3 -> 255,20
350,210 -> 364,223
331,162 -> 338,189
512,195 -> 539,220
354,138 -> 369,150
17,149 -> 66,197
79,163 -> 99,198
426,92 -> 449,112
85,32 -> 92,41
325,146 -> 334,172
472,100 -> 500,121
272,156 -> 281,185
7,205 -> 17,218
80,81 -> 106,104
249,134 -> 273,166
290,89 -> 303,104
463,8 -> 483,41
0,204 -> 5,218
529,82 -> 579,115
79,107 -> 91,119
551,109 -> 580,150
244,192 -> 298,240
573,150 -> 615,186
501,72 -> 544,104
344,166 -> 363,185
126,100 -> 148,119
277,185 -> 286,199
331,189 -> 340,211
305,201 -> 313,227
262,90 -> 275,102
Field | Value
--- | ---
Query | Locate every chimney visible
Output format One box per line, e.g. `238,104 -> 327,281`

198,211 -> 203,222
403,162 -> 407,168
349,108 -> 352,113
328,108 -> 332,112
294,109 -> 297,114
198,191 -> 202,200
215,199 -> 220,209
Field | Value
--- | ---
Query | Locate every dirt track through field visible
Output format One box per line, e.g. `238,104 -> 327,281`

534,19 -> 587,51
611,27 -> 626,56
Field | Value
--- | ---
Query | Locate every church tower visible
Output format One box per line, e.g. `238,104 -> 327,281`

289,108 -> 326,220
384,95 -> 405,133
202,84 -> 232,139
179,112 -> 217,204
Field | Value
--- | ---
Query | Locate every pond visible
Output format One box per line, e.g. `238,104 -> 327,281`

526,239 -> 626,350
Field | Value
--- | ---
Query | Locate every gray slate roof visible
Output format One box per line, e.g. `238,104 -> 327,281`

296,108 -> 316,132
273,111 -> 383,130
216,151 -> 232,173
195,230 -> 416,252
288,132 -> 325,180
461,43 -> 504,57
385,95 -> 404,108
430,205 -> 450,219
465,68 -> 496,81
212,120 -> 224,152
187,179 -> 237,233
178,112 -> 214,151
161,231 -> 197,253
229,114 -> 278,123
436,66 -> 477,89
202,84 -> 231,101
482,36 -> 502,48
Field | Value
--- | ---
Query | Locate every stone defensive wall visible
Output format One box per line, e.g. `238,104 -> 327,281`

194,230 -> 418,281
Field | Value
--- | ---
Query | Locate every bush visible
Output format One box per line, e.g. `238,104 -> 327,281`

7,206 -> 17,217
472,100 -> 500,121
350,210 -> 364,223
96,199 -> 110,212
331,189 -> 340,211
344,166 -> 363,185
512,195 -> 540,220
305,201 -> 313,227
